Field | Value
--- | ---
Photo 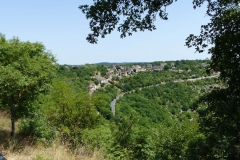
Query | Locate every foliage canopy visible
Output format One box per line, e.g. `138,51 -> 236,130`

0,34 -> 57,137
79,0 -> 178,43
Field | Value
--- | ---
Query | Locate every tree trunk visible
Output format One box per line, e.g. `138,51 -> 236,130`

11,117 -> 15,138
10,106 -> 15,138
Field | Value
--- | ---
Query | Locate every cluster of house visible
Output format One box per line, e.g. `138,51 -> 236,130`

87,77 -> 108,92
108,62 -> 176,75
87,61 -> 211,92
87,62 -> 176,92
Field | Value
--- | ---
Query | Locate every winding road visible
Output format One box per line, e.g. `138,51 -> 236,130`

110,94 -> 124,115
110,74 -> 219,115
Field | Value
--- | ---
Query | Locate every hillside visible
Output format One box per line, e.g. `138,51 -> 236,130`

0,59 -> 221,159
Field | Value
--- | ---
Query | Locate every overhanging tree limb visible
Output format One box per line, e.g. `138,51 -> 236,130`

79,0 -> 177,44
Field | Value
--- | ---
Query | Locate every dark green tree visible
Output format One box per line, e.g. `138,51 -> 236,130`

163,64 -> 170,70
0,34 -> 57,138
186,2 -> 240,158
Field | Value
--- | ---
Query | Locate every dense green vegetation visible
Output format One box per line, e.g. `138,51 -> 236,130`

117,69 -> 208,92
2,2 -> 240,156
117,79 -> 216,123
93,85 -> 118,120
63,61 -> 218,159
0,35 -> 218,159
57,64 -> 107,91
110,79 -> 217,159
0,35 -> 222,159
80,0 -> 240,158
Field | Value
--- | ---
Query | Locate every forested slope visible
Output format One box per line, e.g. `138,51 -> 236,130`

0,45 -> 221,159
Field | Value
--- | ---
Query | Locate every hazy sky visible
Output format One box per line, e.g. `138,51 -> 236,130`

1,0 -> 211,65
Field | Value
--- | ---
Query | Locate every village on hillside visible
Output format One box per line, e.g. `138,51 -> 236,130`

87,61 -> 213,92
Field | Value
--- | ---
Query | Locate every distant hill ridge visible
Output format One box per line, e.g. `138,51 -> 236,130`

94,62 -> 148,65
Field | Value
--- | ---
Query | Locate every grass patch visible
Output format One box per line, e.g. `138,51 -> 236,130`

0,111 -> 104,160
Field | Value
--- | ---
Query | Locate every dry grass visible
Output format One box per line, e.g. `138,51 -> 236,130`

0,110 -> 12,155
4,143 -> 104,160
0,111 -> 11,131
0,111 -> 105,160
5,143 -> 104,160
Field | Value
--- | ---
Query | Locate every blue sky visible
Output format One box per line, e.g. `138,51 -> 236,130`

1,0 -> 211,65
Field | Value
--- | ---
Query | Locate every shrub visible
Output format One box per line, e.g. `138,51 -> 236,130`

19,114 -> 55,146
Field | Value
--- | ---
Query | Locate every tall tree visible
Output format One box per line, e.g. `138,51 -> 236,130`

0,34 -> 57,138
186,2 -> 240,158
